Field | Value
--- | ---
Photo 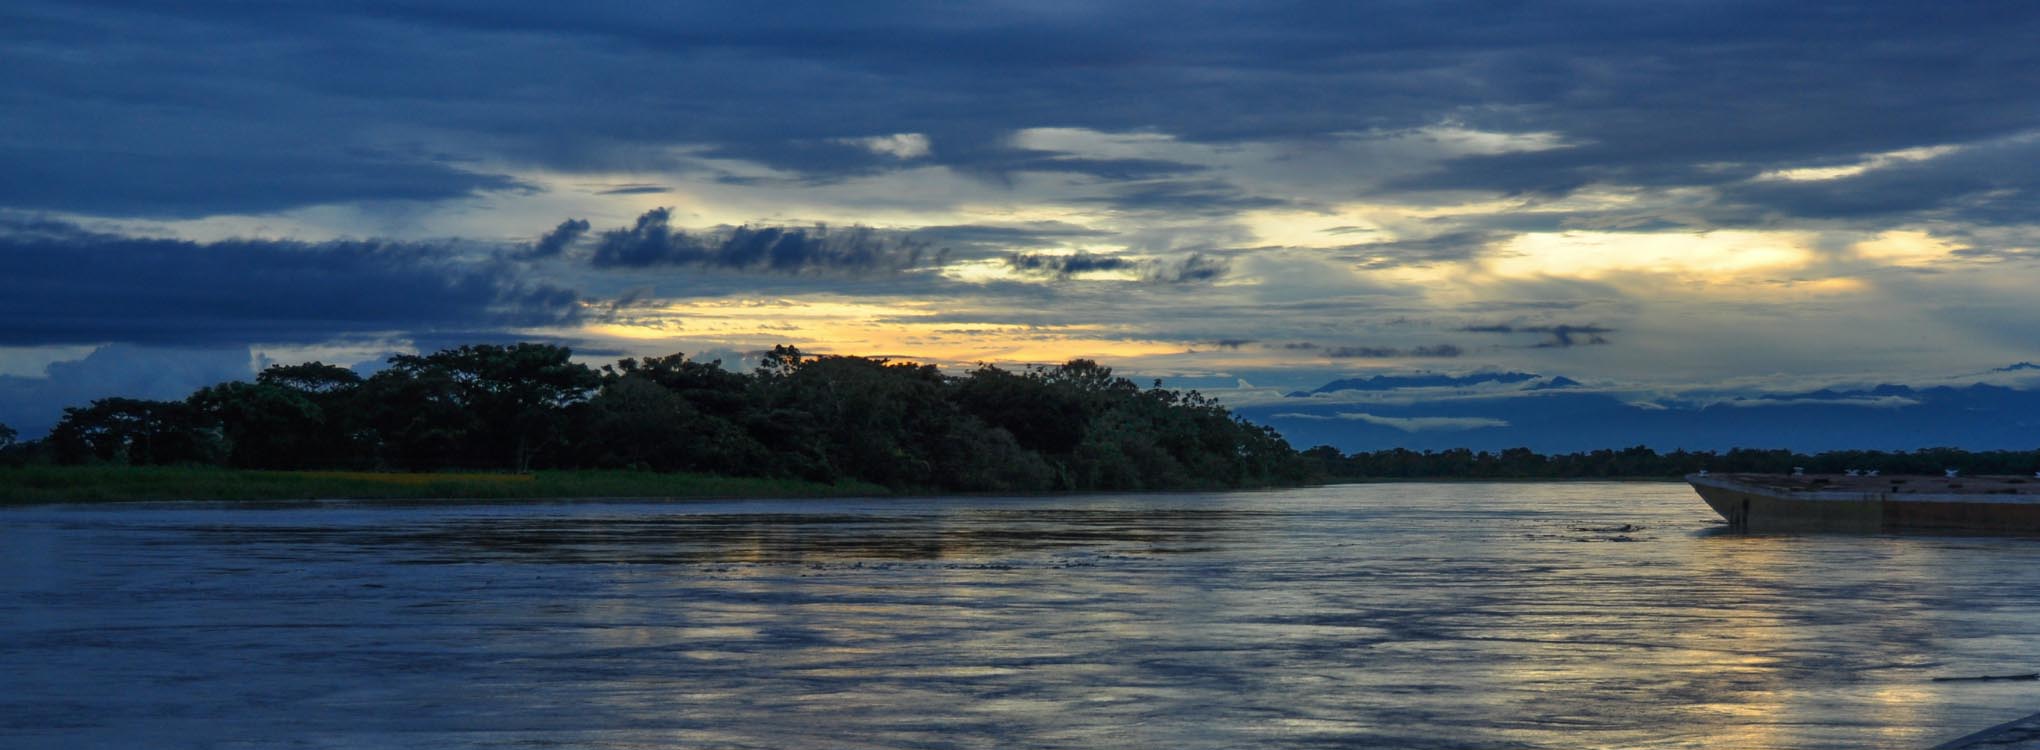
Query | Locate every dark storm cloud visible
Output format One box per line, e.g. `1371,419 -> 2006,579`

1006,251 -> 1136,277
594,184 -> 672,195
527,218 -> 591,259
1005,251 -> 1230,284
0,219 -> 582,346
1379,6 -> 2038,204
1085,179 -> 1291,215
1531,326 -> 1610,349
1390,148 -> 1742,198
945,146 -> 1207,182
1285,342 -> 1464,359
905,222 -> 1110,256
692,139 -> 917,182
587,208 -> 948,274
1463,323 -> 1613,348
3,0 -> 2033,228
1717,138 -> 2040,224
1153,253 -> 1230,283
0,146 -> 532,219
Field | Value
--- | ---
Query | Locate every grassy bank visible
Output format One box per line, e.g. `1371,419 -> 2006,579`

0,466 -> 888,505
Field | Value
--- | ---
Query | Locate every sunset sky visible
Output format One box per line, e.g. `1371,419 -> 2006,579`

4,1 -> 2037,438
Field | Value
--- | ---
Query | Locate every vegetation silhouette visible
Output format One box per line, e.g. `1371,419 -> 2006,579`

8,343 -> 1310,492
5,345 -> 2031,488
1307,445 -> 2040,480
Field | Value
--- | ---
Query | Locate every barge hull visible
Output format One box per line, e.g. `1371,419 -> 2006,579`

1688,474 -> 2040,533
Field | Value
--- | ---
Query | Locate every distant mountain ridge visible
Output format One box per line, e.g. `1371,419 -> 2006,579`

1241,368 -> 2040,454
1287,371 -> 1546,397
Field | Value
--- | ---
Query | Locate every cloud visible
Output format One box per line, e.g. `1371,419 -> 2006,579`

1718,136 -> 2040,224
0,218 -> 582,347
1462,324 -> 1613,348
0,0 -> 2035,403
1329,348 -> 1399,358
587,208 -> 948,274
1284,342 -> 1464,358
961,151 -> 1207,181
906,222 -> 1111,255
1085,179 -> 1290,215
0,145 -> 531,218
1339,232 -> 1505,269
527,218 -> 591,258
1271,412 -> 1511,432
594,184 -> 672,195
0,344 -> 257,438
835,133 -> 932,159
5,1 -> 2032,210
1004,251 -> 1230,284
1715,396 -> 1921,409
1148,253 -> 1230,283
1006,251 -> 1135,277
1532,326 -> 1612,349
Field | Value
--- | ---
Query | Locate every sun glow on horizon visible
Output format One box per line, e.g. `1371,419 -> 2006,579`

1484,230 -> 1815,281
582,297 -> 1184,367
1852,230 -> 1964,267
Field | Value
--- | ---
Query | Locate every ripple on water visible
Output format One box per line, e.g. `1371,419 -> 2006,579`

4,483 -> 2040,749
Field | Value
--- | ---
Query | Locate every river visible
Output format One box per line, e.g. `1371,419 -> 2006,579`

5,482 -> 2040,749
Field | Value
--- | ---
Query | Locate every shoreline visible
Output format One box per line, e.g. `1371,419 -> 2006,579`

1325,476 -> 1684,485
2,466 -> 1685,507
0,466 -> 887,506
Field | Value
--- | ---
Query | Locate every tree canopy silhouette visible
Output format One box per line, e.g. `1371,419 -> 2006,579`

23,343 -> 1313,492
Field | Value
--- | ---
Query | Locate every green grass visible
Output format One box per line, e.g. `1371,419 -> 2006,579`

0,465 -> 889,504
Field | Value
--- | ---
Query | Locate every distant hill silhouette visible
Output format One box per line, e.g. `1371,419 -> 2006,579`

1286,371 -> 1545,397
1243,371 -> 2040,453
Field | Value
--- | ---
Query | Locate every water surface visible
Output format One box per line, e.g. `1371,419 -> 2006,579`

6,483 -> 2040,749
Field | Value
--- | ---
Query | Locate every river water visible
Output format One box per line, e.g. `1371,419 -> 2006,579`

5,482 -> 2040,749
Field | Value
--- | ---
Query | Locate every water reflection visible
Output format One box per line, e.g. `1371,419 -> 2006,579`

5,485 -> 2040,749
162,507 -> 1279,564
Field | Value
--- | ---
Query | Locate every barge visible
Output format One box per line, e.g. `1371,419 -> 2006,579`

1687,472 -> 2040,533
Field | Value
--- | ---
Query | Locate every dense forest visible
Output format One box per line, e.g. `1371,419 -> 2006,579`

0,343 -> 1310,492
1307,445 -> 2040,480
4,344 -> 2034,490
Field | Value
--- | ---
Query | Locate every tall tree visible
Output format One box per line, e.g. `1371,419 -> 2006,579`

189,381 -> 325,469
48,398 -> 221,465
257,362 -> 362,394
376,344 -> 600,471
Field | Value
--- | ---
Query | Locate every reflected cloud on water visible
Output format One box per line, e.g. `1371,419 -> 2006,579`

160,507 -> 1282,564
6,485 -> 2040,749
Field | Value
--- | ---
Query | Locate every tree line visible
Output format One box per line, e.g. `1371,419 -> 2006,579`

6,345 -> 2031,488
0,343 -> 1311,492
1307,445 -> 2040,480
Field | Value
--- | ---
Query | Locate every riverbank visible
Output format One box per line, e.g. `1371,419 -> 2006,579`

1327,475 -> 1683,484
0,466 -> 887,504
0,466 -> 1709,505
